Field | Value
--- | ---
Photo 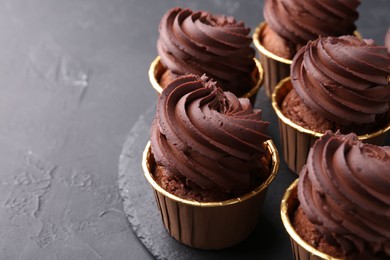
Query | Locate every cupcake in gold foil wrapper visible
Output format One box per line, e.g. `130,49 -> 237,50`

253,23 -> 363,100
281,179 -> 338,260
254,0 -> 361,99
146,74 -> 278,249
148,56 -> 264,105
273,35 -> 390,174
152,7 -> 263,104
272,77 -> 390,174
143,140 -> 279,249
281,133 -> 390,259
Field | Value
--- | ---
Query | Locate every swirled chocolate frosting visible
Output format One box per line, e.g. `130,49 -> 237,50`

150,74 -> 270,195
298,132 -> 390,257
264,0 -> 359,48
157,7 -> 255,96
291,36 -> 390,126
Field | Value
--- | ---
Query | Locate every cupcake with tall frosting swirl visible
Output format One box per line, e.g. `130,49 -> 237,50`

252,0 -> 360,98
292,131 -> 390,259
143,74 -> 279,249
272,35 -> 390,174
284,35 -> 390,133
156,7 -> 256,97
150,74 -> 270,201
262,0 -> 360,59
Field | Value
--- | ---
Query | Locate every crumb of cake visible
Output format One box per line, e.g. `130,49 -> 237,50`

158,70 -> 175,89
293,206 -> 342,258
260,24 -> 294,60
153,165 -> 230,202
281,88 -> 387,135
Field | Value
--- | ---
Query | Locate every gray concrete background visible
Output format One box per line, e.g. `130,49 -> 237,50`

0,1 -> 388,259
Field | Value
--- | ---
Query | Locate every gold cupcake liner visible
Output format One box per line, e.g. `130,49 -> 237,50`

148,56 -> 264,105
253,22 -> 363,99
142,140 -> 279,250
272,77 -> 390,174
281,179 -> 343,260
253,22 -> 292,99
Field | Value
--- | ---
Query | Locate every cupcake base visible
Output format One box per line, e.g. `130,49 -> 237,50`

281,180 -> 339,260
281,180 -> 388,260
142,140 -> 279,250
153,164 -> 231,202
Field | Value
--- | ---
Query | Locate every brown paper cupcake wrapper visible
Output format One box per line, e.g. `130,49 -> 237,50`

253,22 -> 363,99
272,77 -> 390,174
142,140 -> 279,250
148,56 -> 264,105
281,179 -> 343,260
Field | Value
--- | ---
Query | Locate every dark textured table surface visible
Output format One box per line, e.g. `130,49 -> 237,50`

0,1 -> 389,259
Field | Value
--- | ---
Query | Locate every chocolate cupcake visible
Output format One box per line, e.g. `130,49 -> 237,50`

143,74 -> 279,249
281,132 -> 390,260
149,7 -> 263,103
272,35 -> 390,173
253,0 -> 360,98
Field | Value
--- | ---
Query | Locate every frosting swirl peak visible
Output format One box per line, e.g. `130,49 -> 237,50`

150,75 -> 270,195
157,7 -> 255,96
291,36 -> 390,126
298,132 -> 390,257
